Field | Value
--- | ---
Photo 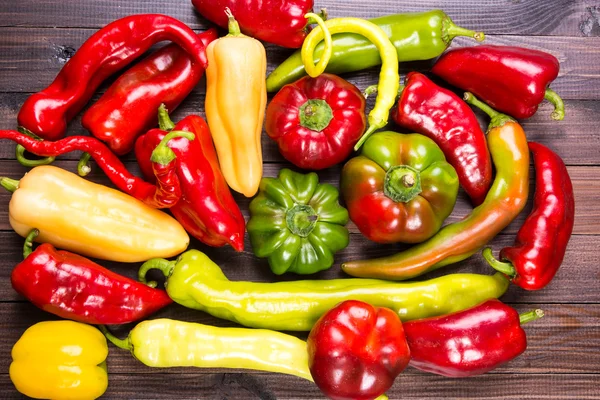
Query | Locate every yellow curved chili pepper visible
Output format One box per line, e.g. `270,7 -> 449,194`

301,14 -> 399,151
205,9 -> 266,197
10,320 -> 108,400
0,165 -> 189,263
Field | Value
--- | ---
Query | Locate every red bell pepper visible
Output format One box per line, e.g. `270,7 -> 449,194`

404,299 -> 543,377
391,72 -> 493,206
135,105 -> 245,251
483,142 -> 575,290
12,230 -> 173,325
0,129 -> 192,209
82,29 -> 218,155
191,0 -> 314,48
17,14 -> 209,141
265,74 -> 367,170
432,45 -> 564,120
307,300 -> 410,400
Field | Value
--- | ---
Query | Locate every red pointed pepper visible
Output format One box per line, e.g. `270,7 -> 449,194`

404,299 -> 543,377
82,29 -> 218,155
391,72 -> 492,206
307,300 -> 410,400
17,14 -> 208,141
483,142 -> 575,290
432,45 -> 564,120
135,106 -> 245,251
12,230 -> 173,325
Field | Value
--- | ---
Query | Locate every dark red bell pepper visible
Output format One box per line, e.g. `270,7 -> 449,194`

12,230 -> 173,325
191,0 -> 314,48
18,14 -> 209,141
265,74 -> 366,170
82,29 -> 218,155
0,129 -> 192,209
135,105 -> 245,251
432,45 -> 564,120
391,72 -> 493,206
404,299 -> 543,377
307,300 -> 410,400
483,142 -> 575,290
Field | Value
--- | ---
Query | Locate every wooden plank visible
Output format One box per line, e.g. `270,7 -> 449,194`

0,0 -> 596,37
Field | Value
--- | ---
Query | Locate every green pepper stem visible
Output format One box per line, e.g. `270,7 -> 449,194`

519,309 -> 544,324
299,99 -> 333,131
77,152 -> 92,176
0,177 -> 19,193
15,126 -> 55,168
138,258 -> 177,288
482,247 -> 517,277
364,85 -> 378,99
225,8 -> 242,36
23,229 -> 39,259
544,88 -> 565,121
150,130 -> 195,165
98,325 -> 131,351
353,124 -> 379,151
158,103 -> 176,131
445,22 -> 485,43
464,92 -> 514,129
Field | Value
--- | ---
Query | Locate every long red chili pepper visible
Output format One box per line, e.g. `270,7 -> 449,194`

391,72 -> 492,206
82,28 -> 218,155
12,229 -> 173,325
17,14 -> 209,141
483,142 -> 575,290
0,130 -> 194,209
135,105 -> 246,251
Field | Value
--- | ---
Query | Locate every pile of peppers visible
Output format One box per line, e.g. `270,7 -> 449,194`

1,2 -> 576,400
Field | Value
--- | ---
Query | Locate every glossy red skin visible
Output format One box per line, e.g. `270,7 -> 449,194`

17,14 -> 209,140
404,300 -> 527,377
0,130 -> 181,209
11,244 -> 172,325
432,45 -> 560,119
392,72 -> 492,206
82,29 -> 217,155
307,300 -> 410,400
135,115 -> 245,251
499,142 -> 575,290
266,74 -> 366,170
191,0 -> 313,48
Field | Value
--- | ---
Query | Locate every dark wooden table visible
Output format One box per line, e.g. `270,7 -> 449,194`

1,1 -> 599,399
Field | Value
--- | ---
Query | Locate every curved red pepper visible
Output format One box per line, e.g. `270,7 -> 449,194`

404,300 -> 543,377
12,230 -> 173,325
0,130 -> 189,209
18,14 -> 209,140
82,29 -> 218,155
483,142 -> 575,290
432,45 -> 564,120
191,0 -> 313,48
135,106 -> 245,251
391,72 -> 493,206
265,74 -> 366,170
307,300 -> 410,400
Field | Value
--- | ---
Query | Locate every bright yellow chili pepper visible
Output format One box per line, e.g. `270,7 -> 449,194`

205,9 -> 266,197
0,165 -> 189,263
10,320 -> 108,400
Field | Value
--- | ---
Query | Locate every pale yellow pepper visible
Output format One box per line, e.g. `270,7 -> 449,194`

205,9 -> 266,197
1,165 -> 189,263
10,320 -> 108,400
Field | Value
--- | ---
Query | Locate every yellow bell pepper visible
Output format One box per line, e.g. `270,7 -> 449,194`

1,165 -> 189,263
10,320 -> 108,400
205,10 -> 266,197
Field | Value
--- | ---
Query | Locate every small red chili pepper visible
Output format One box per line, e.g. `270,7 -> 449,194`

191,0 -> 315,48
391,72 -> 493,206
265,73 -> 367,170
307,300 -> 410,400
17,14 -> 209,141
135,105 -> 246,251
432,45 -> 564,120
0,129 -> 194,209
483,142 -> 575,290
82,29 -> 218,155
404,299 -> 543,377
12,230 -> 173,325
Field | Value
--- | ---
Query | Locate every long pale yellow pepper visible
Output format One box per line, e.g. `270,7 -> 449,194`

1,165 -> 189,263
10,320 -> 108,400
205,9 -> 266,197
